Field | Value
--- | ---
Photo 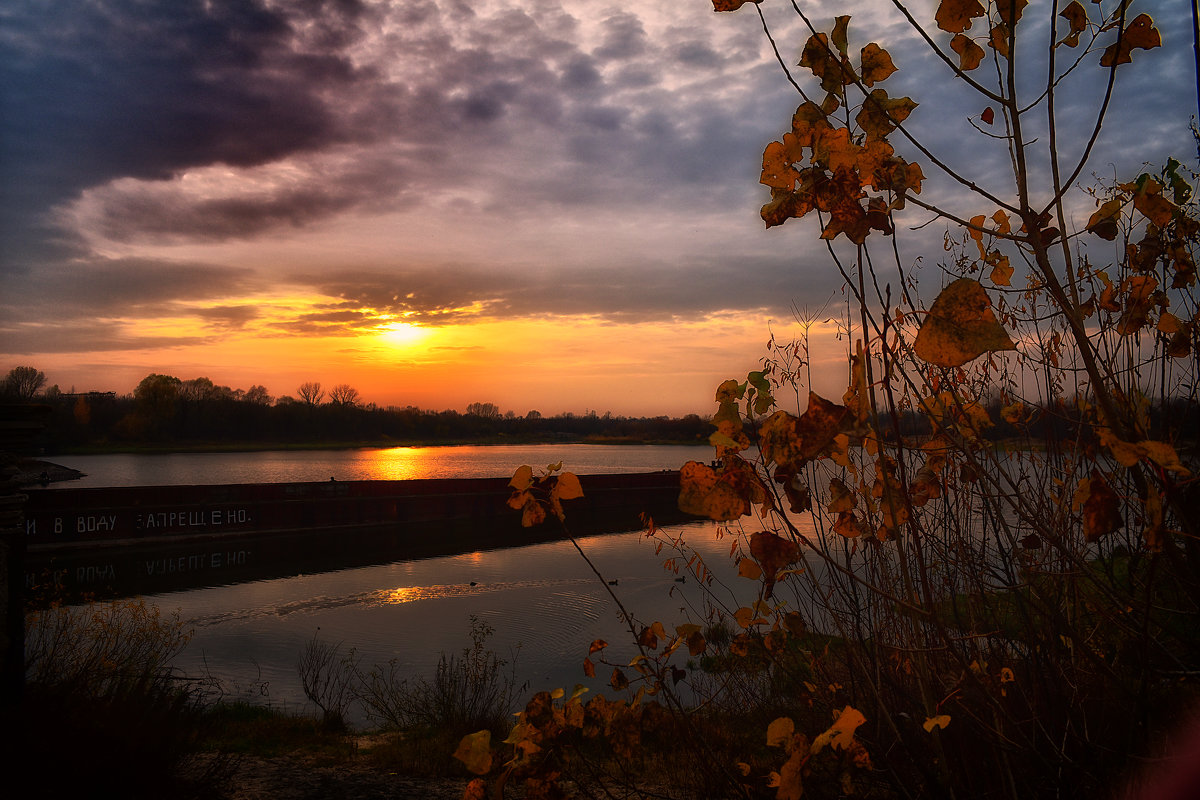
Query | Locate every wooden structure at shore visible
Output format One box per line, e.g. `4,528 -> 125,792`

21,471 -> 692,601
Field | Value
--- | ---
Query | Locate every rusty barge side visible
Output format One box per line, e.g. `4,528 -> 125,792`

21,471 -> 691,600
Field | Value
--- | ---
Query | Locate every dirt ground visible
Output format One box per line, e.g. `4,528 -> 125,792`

194,751 -> 469,800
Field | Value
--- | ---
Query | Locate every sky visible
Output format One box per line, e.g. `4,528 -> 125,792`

1,0 -> 1195,416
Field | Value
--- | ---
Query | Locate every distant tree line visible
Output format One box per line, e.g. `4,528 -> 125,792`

6,366 -> 1195,452
1,367 -> 712,451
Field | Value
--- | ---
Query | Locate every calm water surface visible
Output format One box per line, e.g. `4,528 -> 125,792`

162,521 -> 755,726
47,443 -> 713,488
43,445 -> 752,726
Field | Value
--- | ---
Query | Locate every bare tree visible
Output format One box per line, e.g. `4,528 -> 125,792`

328,384 -> 360,406
297,382 -> 324,406
3,365 -> 46,399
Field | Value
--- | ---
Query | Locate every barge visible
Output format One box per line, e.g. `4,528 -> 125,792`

20,471 -> 692,600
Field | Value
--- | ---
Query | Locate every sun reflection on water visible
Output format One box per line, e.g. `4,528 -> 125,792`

378,584 -> 470,604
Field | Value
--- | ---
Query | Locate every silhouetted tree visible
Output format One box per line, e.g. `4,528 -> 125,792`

3,365 -> 46,399
328,384 -> 360,406
243,385 -> 272,405
466,402 -> 501,419
297,382 -> 324,406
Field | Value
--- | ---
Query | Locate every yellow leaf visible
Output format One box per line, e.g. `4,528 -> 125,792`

677,460 -> 753,521
923,715 -> 951,732
811,706 -> 866,754
738,557 -> 764,581
453,730 -> 493,775
987,251 -> 1013,287
860,42 -> 897,86
950,33 -> 985,70
913,278 -> 1016,367
767,717 -> 796,748
553,471 -> 584,501
509,465 -> 533,491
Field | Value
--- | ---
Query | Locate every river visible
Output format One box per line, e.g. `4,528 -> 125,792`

35,444 -> 760,727
43,443 -> 714,487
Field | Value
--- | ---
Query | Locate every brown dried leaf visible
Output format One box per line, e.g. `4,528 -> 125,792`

712,0 -> 762,10
935,0 -> 986,33
1058,1 -> 1088,47
913,278 -> 1017,367
860,42 -> 897,86
1074,470 -> 1122,542
950,33 -> 986,70
1100,14 -> 1161,67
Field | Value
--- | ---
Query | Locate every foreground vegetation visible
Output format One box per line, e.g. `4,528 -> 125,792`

453,1 -> 1200,799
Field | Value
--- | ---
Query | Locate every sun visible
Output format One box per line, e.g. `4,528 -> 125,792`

377,321 -> 431,349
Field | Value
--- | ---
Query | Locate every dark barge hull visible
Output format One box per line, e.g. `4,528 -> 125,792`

20,471 -> 691,601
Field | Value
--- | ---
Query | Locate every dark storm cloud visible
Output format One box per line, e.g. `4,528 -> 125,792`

0,258 -> 258,325
71,154 -> 416,243
196,306 -> 261,329
291,245 -> 841,327
1,0 -> 378,263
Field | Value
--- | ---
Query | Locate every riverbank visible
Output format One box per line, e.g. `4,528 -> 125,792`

45,433 -> 705,456
10,458 -> 85,487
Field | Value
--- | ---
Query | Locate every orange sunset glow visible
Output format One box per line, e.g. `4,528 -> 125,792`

2,0 -> 1192,415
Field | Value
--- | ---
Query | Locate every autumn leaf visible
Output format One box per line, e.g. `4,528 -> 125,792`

610,667 -> 629,691
995,0 -> 1027,27
678,459 -> 761,520
860,42 -> 897,86
767,717 -> 796,748
549,472 -> 584,520
987,250 -> 1013,286
1086,198 -> 1124,240
951,33 -> 986,71
834,511 -> 868,539
1074,470 -> 1122,542
463,778 -> 487,800
811,706 -> 867,754
989,24 -> 1011,58
828,477 -> 857,513
711,0 -> 762,10
1100,14 -> 1161,67
913,278 -> 1017,367
856,89 -> 918,141
509,465 -> 534,491
1058,1 -> 1088,48
750,530 -> 800,597
1132,179 -> 1176,227
935,0 -> 986,34
771,393 -> 851,470
923,715 -> 952,732
454,730 -> 493,775
738,557 -> 764,581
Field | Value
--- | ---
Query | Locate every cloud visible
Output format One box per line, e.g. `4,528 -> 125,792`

1,0 -> 378,261
2,0 -> 1196,380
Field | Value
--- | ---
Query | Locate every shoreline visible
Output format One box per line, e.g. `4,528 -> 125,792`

42,435 -> 706,457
